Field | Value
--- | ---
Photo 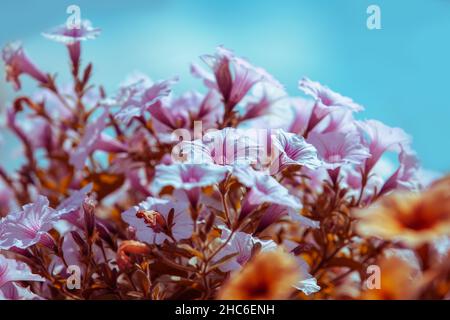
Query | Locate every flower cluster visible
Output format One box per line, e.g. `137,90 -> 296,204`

0,20 -> 448,300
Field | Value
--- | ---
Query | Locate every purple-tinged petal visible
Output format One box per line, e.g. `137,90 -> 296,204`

307,131 -> 370,170
356,120 -> 412,173
286,98 -> 315,135
0,255 -> 45,288
299,77 -> 363,112
380,146 -> 421,195
196,47 -> 282,110
56,184 -> 93,224
2,42 -> 48,90
0,282 -> 43,300
233,166 -> 301,213
42,20 -> 100,44
69,109 -> 108,170
151,163 -> 228,195
271,129 -> 321,173
113,74 -> 177,125
0,196 -> 58,250
258,204 -> 319,232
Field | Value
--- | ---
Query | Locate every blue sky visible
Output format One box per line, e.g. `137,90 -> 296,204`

0,0 -> 449,172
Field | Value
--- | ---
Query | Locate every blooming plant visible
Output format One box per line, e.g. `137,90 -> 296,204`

0,19 -> 449,300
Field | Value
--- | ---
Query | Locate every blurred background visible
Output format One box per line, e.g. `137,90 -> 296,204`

0,0 -> 449,173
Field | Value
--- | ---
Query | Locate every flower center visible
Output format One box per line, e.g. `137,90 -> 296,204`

327,154 -> 342,163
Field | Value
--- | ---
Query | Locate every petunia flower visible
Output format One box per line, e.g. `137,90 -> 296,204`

152,163 -> 228,194
379,146 -> 421,196
258,204 -> 320,232
218,249 -> 301,300
178,128 -> 261,166
299,77 -> 363,134
0,282 -> 43,300
355,176 -> 450,247
360,255 -> 421,300
151,163 -> 228,207
299,77 -> 363,113
121,197 -> 193,244
56,184 -> 93,226
270,129 -> 321,173
213,228 -> 277,272
0,254 -> 45,288
42,20 -> 100,72
356,119 -> 411,173
320,109 -> 356,134
69,110 -> 106,170
69,109 -> 127,170
238,82 -> 287,124
233,166 -> 301,217
307,131 -> 370,170
114,73 -> 178,125
42,20 -> 100,44
2,42 -> 49,90
192,47 -> 282,112
285,97 -> 315,136
149,92 -> 201,131
148,89 -> 220,136
19,116 -> 54,151
0,196 -> 58,250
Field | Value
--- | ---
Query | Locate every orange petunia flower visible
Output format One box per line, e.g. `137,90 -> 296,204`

218,249 -> 300,300
361,255 -> 420,300
355,177 -> 450,247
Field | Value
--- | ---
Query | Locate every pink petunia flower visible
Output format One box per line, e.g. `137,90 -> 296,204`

0,196 -> 58,250
122,197 -> 193,244
178,128 -> 261,166
299,77 -> 363,113
114,73 -> 178,125
307,131 -> 370,170
69,109 -> 127,170
42,20 -> 100,71
299,78 -> 363,134
320,109 -> 356,134
148,90 -> 219,135
238,83 -> 287,124
379,146 -> 421,195
258,204 -> 320,232
0,254 -> 45,288
0,282 -> 43,300
56,184 -> 93,226
270,129 -> 321,173
42,20 -> 100,44
151,90 -> 223,135
20,117 -> 54,151
356,119 -> 412,174
285,98 -> 315,136
2,42 -> 49,90
151,164 -> 228,207
213,227 -> 277,272
232,166 -> 301,217
152,163 -> 228,193
192,47 -> 282,112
